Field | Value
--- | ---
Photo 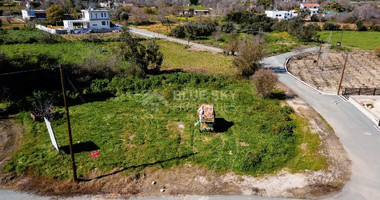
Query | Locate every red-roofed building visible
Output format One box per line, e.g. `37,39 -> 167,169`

300,3 -> 319,15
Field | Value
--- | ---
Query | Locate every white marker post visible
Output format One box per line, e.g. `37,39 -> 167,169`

44,117 -> 59,151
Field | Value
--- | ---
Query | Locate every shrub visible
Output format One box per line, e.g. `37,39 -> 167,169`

251,68 -> 278,98
356,20 -> 367,31
323,21 -> 340,30
371,25 -> 380,32
233,36 -> 266,77
221,22 -> 235,33
169,21 -> 216,39
375,46 -> 380,57
311,14 -> 320,22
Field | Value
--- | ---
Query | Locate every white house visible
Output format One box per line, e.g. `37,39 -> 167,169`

265,10 -> 297,19
63,9 -> 110,30
300,3 -> 319,16
22,4 -> 47,20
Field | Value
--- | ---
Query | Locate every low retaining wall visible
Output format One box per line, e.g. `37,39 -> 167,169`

35,24 -> 67,34
349,97 -> 380,126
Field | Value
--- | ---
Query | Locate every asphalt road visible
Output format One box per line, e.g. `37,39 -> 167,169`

1,30 -> 380,199
128,27 -> 224,53
262,48 -> 380,200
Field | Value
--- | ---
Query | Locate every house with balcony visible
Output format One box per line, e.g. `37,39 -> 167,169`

300,3 -> 319,16
63,9 -> 110,30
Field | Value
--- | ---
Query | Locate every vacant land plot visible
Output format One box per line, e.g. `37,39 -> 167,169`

318,31 -> 380,50
157,40 -> 234,75
287,49 -> 380,94
0,16 -> 26,29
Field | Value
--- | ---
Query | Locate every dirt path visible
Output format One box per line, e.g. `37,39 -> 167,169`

0,119 -> 22,187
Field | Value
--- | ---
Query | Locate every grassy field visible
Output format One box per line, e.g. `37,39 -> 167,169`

3,73 -> 327,179
156,40 -> 234,75
0,42 -> 110,65
318,31 -> 380,50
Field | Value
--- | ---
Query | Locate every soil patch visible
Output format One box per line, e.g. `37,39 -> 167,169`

287,49 -> 380,94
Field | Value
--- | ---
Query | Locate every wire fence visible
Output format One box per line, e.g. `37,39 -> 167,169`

342,88 -> 380,96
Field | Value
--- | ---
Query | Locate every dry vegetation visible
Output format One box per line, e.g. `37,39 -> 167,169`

287,49 -> 380,94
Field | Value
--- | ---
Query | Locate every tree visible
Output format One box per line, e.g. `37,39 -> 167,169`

251,68 -> 278,98
224,32 -> 239,55
233,36 -> 266,77
47,5 -> 65,25
145,40 -> 163,72
119,27 -> 163,76
190,0 -> 198,5
356,20 -> 367,31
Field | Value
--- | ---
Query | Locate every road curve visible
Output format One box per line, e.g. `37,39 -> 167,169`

1,33 -> 379,199
262,48 -> 380,200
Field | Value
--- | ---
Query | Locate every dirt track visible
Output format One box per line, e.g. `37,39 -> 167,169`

0,119 -> 22,187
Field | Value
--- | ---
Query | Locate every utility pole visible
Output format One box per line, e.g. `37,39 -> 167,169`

337,52 -> 349,95
59,65 -> 78,182
315,45 -> 322,67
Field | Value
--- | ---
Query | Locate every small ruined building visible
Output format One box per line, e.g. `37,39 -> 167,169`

63,8 -> 110,30
265,10 -> 298,19
300,3 -> 319,16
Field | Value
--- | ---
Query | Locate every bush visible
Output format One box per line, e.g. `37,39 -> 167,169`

311,15 -> 320,22
221,22 -> 235,33
169,21 -> 217,39
169,25 -> 186,38
233,36 -> 266,77
251,68 -> 278,98
323,21 -> 340,30
375,46 -> 380,57
371,25 -> 380,32
356,20 -> 367,31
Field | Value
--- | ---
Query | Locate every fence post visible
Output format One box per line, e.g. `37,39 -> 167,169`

358,88 -> 361,95
374,88 -> 376,96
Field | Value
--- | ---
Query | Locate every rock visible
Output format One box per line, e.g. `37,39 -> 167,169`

160,188 -> 165,192
151,181 -> 156,185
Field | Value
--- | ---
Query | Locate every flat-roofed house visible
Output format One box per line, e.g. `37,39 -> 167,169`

63,8 -> 110,30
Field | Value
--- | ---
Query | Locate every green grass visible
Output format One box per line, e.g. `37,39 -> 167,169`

0,41 -> 110,65
285,114 -> 328,171
318,31 -> 380,50
183,5 -> 208,10
156,40 -> 234,75
3,74 -> 327,179
264,32 -> 300,54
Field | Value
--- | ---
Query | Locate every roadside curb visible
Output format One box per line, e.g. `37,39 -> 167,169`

348,97 -> 380,127
283,53 -> 380,128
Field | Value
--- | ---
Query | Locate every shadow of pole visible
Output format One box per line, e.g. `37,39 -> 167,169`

77,152 -> 198,182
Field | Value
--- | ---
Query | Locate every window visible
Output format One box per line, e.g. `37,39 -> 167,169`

93,24 -> 97,26
102,21 -> 106,25
101,13 -> 103,17
106,21 -> 109,25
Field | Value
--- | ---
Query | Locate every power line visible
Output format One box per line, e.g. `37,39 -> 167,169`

0,68 -> 45,76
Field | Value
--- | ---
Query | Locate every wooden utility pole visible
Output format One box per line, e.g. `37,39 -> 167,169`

337,52 -> 349,95
316,45 -> 322,67
59,65 -> 78,182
